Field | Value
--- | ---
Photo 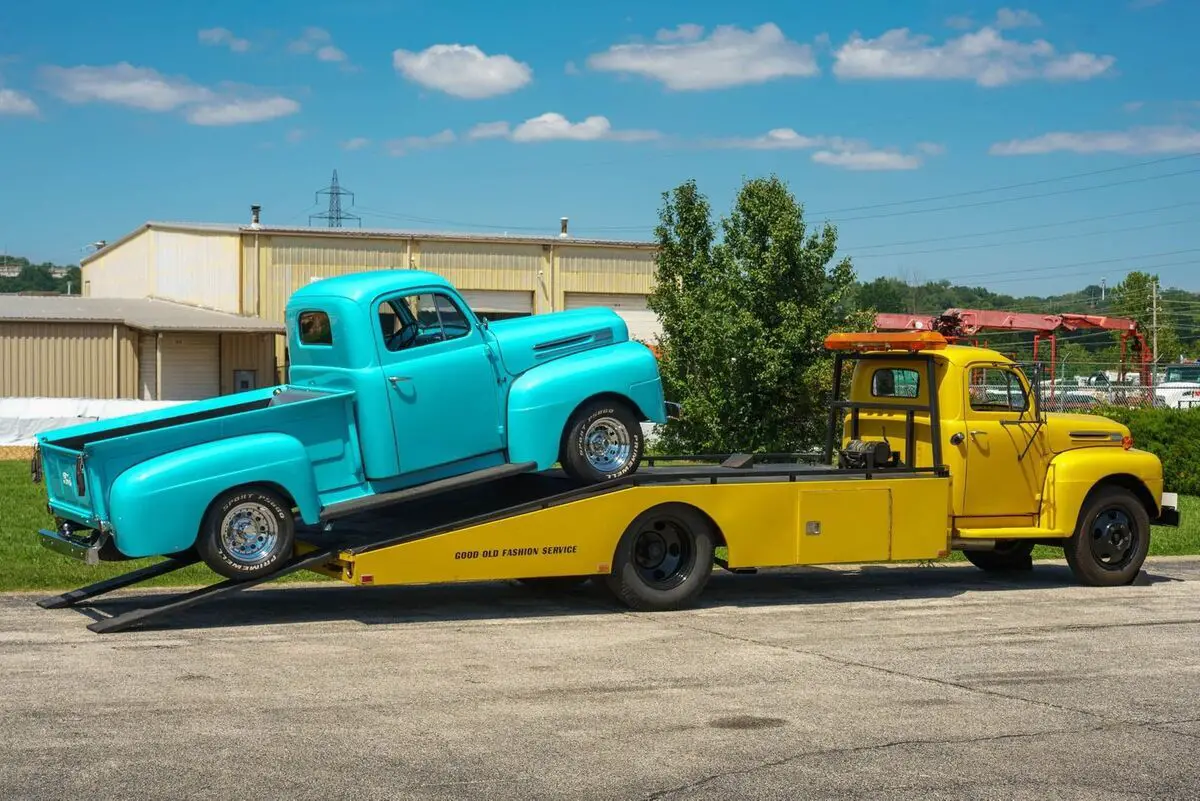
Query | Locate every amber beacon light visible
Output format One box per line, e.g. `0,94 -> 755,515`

823,331 -> 949,352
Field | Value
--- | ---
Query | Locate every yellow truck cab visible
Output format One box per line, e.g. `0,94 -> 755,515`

832,330 -> 1179,584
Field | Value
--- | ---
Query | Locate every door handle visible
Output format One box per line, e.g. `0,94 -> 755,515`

388,376 -> 411,384
969,429 -> 988,438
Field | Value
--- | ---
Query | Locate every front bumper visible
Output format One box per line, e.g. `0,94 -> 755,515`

1156,491 -> 1181,527
38,527 -> 106,565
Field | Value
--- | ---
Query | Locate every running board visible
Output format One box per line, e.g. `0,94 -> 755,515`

318,461 -> 539,523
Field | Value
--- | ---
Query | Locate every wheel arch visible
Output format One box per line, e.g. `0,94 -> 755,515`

197,480 -> 300,533
1075,474 -> 1157,533
610,500 -> 726,563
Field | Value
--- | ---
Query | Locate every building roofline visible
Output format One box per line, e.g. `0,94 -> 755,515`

80,220 -> 656,265
0,295 -> 284,334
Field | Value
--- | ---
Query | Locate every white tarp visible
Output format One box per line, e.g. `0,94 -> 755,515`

0,397 -> 187,446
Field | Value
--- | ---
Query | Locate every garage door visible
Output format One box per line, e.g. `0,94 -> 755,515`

458,289 -> 534,316
564,293 -> 661,342
158,333 -> 220,400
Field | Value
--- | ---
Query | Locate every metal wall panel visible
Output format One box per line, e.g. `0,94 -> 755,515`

138,333 -> 157,400
219,333 -> 278,394
416,241 -> 543,292
152,229 -> 241,312
0,322 -> 137,398
563,292 -> 662,342
555,246 -> 656,307
82,229 -> 153,298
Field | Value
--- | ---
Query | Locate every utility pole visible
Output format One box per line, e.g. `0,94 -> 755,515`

1100,277 -> 1106,302
1151,276 -> 1159,394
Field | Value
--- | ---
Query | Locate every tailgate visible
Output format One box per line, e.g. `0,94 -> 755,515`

34,441 -> 99,525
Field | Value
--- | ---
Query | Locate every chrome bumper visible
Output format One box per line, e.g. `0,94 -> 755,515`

1156,492 -> 1181,528
38,527 -> 105,565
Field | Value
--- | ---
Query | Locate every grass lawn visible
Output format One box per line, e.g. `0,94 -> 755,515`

2,459 -> 1198,592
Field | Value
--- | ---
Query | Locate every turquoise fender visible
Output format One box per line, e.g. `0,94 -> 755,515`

505,341 -> 667,469
107,433 -> 322,558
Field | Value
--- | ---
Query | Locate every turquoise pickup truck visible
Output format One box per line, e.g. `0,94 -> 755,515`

32,270 -> 667,580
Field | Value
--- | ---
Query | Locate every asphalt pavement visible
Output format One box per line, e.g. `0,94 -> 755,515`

2,557 -> 1199,800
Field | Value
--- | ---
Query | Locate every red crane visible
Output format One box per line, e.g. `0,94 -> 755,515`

874,308 -> 1153,401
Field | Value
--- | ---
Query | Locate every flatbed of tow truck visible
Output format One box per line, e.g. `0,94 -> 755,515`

37,455 -> 951,633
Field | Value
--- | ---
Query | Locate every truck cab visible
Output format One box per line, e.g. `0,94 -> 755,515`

831,331 -> 1178,583
34,269 -> 667,581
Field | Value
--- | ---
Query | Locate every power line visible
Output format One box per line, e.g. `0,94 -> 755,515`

808,151 -> 1200,216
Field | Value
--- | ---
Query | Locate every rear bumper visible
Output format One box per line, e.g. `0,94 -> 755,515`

1156,492 -> 1181,527
38,527 -> 105,565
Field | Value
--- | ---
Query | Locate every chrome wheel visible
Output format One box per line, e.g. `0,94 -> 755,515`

583,416 -> 632,473
219,502 -> 280,565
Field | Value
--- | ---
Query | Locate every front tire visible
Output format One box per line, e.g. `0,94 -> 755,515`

603,503 -> 715,611
561,399 -> 643,483
196,486 -> 295,581
1064,487 -> 1150,586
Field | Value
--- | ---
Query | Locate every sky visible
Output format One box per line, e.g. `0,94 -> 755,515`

0,0 -> 1197,296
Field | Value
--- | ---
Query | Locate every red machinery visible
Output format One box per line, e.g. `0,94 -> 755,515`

874,308 -> 1153,401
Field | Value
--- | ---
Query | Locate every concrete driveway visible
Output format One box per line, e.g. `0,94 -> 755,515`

2,557 -> 1199,800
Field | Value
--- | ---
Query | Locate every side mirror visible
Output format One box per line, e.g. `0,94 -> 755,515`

479,315 -> 489,330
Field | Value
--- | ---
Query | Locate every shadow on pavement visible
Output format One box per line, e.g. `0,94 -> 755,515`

55,560 -> 1186,634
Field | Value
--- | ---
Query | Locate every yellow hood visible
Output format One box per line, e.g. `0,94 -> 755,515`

1043,412 -> 1131,454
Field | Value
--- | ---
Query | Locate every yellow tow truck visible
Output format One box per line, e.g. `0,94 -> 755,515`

37,331 -> 1181,632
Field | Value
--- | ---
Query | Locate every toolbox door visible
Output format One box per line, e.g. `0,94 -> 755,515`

797,488 -> 891,565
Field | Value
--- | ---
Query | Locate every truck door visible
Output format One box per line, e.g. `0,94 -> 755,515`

375,290 -> 504,475
960,364 -> 1049,524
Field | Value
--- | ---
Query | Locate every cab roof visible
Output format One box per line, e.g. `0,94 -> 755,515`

287,269 -> 454,306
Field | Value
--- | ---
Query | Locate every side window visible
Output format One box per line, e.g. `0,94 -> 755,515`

379,292 -> 472,352
968,367 -> 1028,412
298,311 -> 332,345
871,368 -> 920,398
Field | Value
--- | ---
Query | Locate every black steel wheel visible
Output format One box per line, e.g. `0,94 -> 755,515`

963,540 -> 1035,572
604,503 -> 715,611
196,485 -> 295,581
1064,486 -> 1150,586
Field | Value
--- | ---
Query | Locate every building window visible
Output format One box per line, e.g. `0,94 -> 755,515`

871,368 -> 920,398
968,367 -> 1029,412
298,311 -> 332,345
379,292 -> 472,352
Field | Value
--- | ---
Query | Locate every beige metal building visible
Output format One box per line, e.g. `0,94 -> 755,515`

0,295 -> 280,400
80,218 -> 661,381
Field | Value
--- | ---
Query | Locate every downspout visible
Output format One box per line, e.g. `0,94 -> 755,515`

155,332 -> 162,400
111,324 -> 119,399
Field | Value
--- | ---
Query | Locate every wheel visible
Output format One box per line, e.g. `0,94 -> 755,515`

1063,487 -> 1150,586
963,540 -> 1035,572
604,503 -> 715,611
561,398 -> 644,483
196,486 -> 296,581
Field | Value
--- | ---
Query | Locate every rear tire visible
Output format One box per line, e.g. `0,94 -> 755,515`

1064,486 -> 1150,586
561,398 -> 643,484
963,540 -> 1035,572
604,503 -> 715,611
196,486 -> 295,581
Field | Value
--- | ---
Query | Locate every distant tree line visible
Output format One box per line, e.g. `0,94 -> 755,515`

0,256 -> 81,295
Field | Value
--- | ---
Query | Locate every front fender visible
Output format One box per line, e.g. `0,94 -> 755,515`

108,433 -> 321,558
1040,447 -> 1164,535
506,341 -> 666,469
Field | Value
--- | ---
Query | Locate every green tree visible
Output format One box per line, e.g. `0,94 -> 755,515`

1111,271 -> 1184,364
647,176 -> 870,454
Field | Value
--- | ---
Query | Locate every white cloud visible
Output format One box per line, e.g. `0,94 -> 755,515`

341,136 -> 371,150
994,8 -> 1042,29
709,128 -> 932,170
39,62 -> 299,125
41,63 -> 212,110
0,87 -> 38,115
289,27 -> 350,65
316,45 -> 347,63
392,44 -> 531,99
509,112 -> 660,142
467,120 -> 511,140
386,129 -> 456,156
833,25 -> 1115,86
990,125 -> 1200,155
185,96 -> 300,125
198,27 -> 250,53
586,23 -> 819,90
656,23 -> 705,43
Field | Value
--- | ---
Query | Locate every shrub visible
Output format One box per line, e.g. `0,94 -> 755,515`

1095,406 -> 1200,496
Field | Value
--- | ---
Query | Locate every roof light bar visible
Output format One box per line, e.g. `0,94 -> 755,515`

824,331 -> 949,352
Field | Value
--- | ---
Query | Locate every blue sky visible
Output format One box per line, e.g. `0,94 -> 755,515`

1,0 -> 1197,295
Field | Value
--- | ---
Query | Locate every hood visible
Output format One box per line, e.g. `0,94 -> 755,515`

485,307 -> 629,376
1043,411 -> 1131,453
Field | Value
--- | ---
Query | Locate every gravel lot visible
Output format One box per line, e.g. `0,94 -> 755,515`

2,557 -> 1199,800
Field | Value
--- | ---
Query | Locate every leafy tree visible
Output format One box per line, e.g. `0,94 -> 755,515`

648,176 -> 870,454
1110,270 -> 1184,364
